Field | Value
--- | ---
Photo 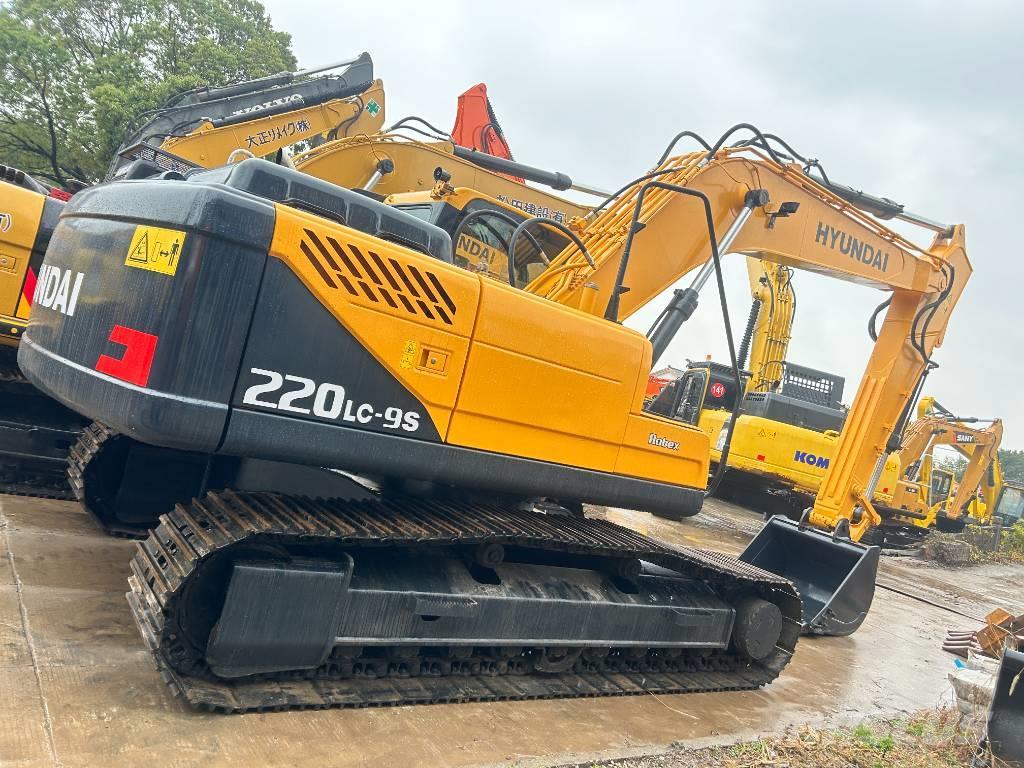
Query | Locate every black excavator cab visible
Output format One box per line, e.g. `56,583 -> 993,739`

740,515 -> 880,636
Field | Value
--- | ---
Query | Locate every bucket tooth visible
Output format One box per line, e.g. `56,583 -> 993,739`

739,515 -> 880,637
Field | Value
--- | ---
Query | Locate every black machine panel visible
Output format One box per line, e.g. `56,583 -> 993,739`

742,362 -> 846,433
19,159 -> 452,453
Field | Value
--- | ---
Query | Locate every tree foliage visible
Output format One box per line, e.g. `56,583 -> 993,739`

0,0 -> 295,185
933,448 -> 1024,484
997,448 -> 1024,483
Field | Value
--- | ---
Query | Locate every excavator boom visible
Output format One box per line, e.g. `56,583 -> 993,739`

529,145 -> 970,542
109,53 -> 379,179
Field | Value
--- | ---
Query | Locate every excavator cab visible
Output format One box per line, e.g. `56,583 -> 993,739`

739,515 -> 880,635
929,467 -> 954,508
994,482 -> 1024,526
645,362 -> 744,426
390,188 -> 571,286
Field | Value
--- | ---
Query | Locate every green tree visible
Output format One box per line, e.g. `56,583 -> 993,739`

0,0 -> 295,185
933,453 -> 968,480
998,448 -> 1024,483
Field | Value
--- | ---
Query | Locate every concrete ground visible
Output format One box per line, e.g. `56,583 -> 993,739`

1,493 -> 1021,768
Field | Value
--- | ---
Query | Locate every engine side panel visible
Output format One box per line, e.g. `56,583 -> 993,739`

19,179 -> 274,451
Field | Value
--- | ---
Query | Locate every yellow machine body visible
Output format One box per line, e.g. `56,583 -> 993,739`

269,202 -> 710,488
0,183 -> 48,346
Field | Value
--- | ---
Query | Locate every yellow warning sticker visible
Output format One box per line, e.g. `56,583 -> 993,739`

124,225 -> 186,276
399,340 -> 417,369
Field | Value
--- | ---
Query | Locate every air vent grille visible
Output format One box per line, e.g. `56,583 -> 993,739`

299,228 -> 457,325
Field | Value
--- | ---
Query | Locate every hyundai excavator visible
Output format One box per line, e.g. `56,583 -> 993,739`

0,54 -> 384,508
3,55 -> 588,533
19,124 -> 967,711
69,79 -> 597,537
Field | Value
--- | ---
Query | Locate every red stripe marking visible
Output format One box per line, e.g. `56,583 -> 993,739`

95,325 -> 158,387
22,266 -> 37,306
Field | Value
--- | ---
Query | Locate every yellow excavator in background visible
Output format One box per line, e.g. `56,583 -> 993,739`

877,399 -> 1004,532
19,122 -> 970,718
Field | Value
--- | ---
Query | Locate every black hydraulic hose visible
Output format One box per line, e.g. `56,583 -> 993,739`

868,296 -> 892,342
385,115 -> 451,140
508,218 -> 595,289
327,96 -> 364,140
645,305 -> 671,337
599,181 -> 741,499
786,268 -> 797,324
451,210 -> 544,286
389,124 -> 451,142
734,132 -> 808,163
592,167 -> 695,216
886,362 -> 936,453
736,298 -> 761,370
731,133 -> 832,184
656,130 -> 712,165
910,263 -> 955,363
594,124 -> 790,219
703,123 -> 789,167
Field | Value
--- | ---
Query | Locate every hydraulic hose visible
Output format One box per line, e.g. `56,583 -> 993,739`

702,123 -> 789,167
385,115 -> 452,140
868,296 -> 892,342
655,131 -> 712,165
736,298 -> 761,370
594,124 -> 788,218
600,181 -> 741,499
910,263 -> 955,363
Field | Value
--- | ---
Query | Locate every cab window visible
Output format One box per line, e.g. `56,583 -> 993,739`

929,470 -> 952,506
457,199 -> 569,285
996,485 -> 1024,524
702,372 -> 741,412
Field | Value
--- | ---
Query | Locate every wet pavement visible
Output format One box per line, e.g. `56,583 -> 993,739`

1,493 -> 1021,768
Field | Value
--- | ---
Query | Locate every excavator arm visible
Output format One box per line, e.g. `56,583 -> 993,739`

528,145 -> 970,543
881,412 -> 1002,529
941,419 -> 1003,524
109,53 -> 382,179
739,259 -> 796,393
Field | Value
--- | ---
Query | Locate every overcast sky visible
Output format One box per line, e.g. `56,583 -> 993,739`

262,0 -> 1023,447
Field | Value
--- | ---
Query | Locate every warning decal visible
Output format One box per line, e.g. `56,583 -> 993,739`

124,225 -> 186,276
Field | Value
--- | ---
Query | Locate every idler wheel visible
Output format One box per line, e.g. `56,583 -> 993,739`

732,597 -> 782,661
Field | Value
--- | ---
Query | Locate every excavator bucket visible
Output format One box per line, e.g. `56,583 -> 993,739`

988,648 -> 1024,764
739,515 -> 880,636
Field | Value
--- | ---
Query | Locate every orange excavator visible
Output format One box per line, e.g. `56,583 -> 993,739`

451,83 -> 522,181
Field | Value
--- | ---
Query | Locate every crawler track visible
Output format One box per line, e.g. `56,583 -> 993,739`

129,490 -> 802,713
66,422 -> 144,538
0,366 -> 81,501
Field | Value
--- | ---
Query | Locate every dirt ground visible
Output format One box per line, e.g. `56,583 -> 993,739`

1,493 -> 1021,768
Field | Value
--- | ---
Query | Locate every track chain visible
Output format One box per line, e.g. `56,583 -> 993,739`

0,362 -> 79,501
66,422 -> 147,538
128,490 -> 802,712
